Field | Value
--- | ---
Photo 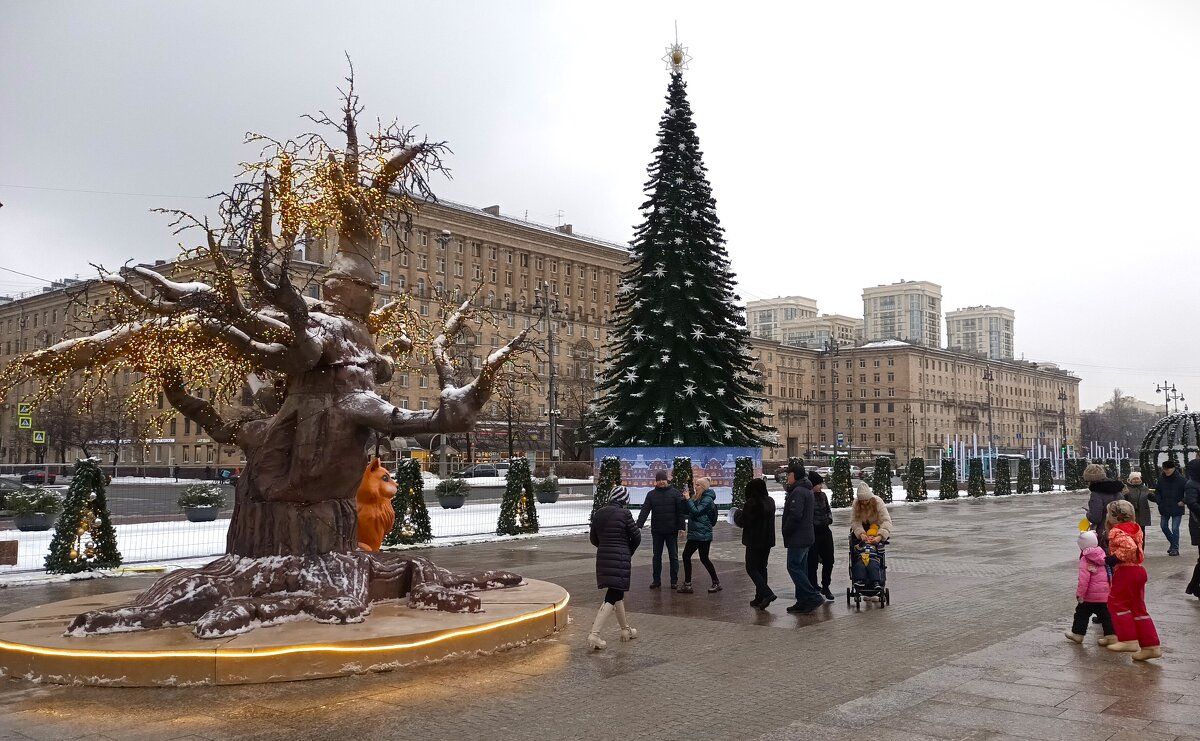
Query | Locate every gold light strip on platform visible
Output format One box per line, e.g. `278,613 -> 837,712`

0,596 -> 568,661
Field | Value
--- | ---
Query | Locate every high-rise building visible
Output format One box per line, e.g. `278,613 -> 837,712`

946,305 -> 1015,360
861,280 -> 942,348
745,296 -> 818,342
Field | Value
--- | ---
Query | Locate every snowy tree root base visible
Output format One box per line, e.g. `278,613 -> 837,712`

0,579 -> 568,686
65,551 -> 524,639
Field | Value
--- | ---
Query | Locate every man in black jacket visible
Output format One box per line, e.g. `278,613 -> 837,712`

1151,460 -> 1187,556
806,471 -> 836,601
781,462 -> 824,614
637,470 -> 687,588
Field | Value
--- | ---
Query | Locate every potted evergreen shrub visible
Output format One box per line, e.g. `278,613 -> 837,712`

10,487 -> 63,531
435,478 -> 471,509
177,483 -> 226,522
534,476 -> 560,504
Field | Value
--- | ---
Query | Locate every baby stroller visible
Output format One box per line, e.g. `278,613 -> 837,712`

845,535 -> 890,609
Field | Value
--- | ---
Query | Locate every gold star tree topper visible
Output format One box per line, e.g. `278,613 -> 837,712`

663,27 -> 692,72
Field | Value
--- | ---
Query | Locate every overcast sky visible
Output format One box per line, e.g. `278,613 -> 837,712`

3,1 -> 1199,411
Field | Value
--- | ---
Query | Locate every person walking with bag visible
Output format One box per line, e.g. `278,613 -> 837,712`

734,477 -> 776,609
806,471 -> 836,601
587,486 -> 641,650
636,469 -> 687,589
678,477 -> 721,593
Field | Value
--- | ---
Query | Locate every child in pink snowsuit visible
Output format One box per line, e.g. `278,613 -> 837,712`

1065,530 -> 1115,644
1104,499 -> 1163,661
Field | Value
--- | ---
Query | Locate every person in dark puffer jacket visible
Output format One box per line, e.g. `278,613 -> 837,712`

1183,458 -> 1200,598
588,486 -> 641,650
734,478 -> 776,609
1150,460 -> 1187,556
1084,464 -> 1123,552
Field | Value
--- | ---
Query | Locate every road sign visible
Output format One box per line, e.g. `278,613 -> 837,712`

31,431 -> 46,444
17,416 -> 32,429
17,403 -> 31,416
836,432 -> 844,445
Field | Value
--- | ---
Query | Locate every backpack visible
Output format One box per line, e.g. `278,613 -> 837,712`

707,501 -> 719,526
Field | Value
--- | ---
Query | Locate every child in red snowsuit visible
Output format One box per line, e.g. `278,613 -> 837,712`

1104,499 -> 1163,661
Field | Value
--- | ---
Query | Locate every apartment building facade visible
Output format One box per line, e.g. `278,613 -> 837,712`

751,338 -> 1080,463
0,200 -> 629,468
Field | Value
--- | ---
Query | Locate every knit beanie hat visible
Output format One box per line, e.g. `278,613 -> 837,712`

807,470 -> 824,487
1077,530 -> 1098,551
855,481 -> 873,501
1106,499 -> 1135,523
608,486 -> 629,506
1082,464 -> 1107,483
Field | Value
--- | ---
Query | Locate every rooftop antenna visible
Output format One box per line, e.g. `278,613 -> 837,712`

555,210 -> 565,226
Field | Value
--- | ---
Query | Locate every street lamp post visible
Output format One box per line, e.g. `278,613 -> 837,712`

903,404 -> 913,463
1156,381 -> 1184,416
982,368 -> 995,464
1057,387 -> 1068,471
533,283 -> 561,477
824,340 -> 840,461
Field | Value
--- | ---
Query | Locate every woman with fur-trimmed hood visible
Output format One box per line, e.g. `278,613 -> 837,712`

1084,464 -> 1124,551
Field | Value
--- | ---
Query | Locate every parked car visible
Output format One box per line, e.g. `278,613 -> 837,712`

924,466 -> 942,480
861,467 -> 874,480
19,469 -> 56,485
0,476 -> 32,514
453,463 -> 511,479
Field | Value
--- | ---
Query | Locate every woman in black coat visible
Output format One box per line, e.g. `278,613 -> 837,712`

734,478 -> 776,609
588,486 -> 641,650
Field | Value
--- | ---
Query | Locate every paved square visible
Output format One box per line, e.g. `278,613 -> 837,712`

2,492 -> 1198,740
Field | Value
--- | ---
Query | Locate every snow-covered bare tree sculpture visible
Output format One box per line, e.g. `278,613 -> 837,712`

0,68 -> 529,638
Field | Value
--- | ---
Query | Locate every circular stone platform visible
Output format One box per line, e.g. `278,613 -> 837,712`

0,580 -> 568,686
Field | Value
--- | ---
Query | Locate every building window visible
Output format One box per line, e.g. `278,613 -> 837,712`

419,232 -> 428,246
454,262 -> 463,277
400,252 -> 409,267
536,257 -> 544,270
550,261 -> 557,273
418,255 -> 428,271
505,271 -> 513,286
489,246 -> 497,260
436,258 -> 446,274
490,268 -> 497,283
379,270 -> 390,286
519,253 -> 528,267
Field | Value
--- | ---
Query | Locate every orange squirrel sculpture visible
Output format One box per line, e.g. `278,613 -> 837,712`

356,457 -> 397,551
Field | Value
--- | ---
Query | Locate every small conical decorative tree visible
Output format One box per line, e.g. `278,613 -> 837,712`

731,456 -> 753,509
1017,458 -> 1033,494
584,52 -> 771,448
46,458 -> 121,574
939,459 -> 958,500
1104,458 -> 1118,480
383,459 -> 432,546
906,457 -> 927,502
871,457 -> 893,503
830,458 -> 853,508
594,456 -> 621,513
672,457 -> 694,495
968,458 -> 986,498
1065,459 -> 1084,491
1119,458 -> 1131,481
1038,459 -> 1054,493
497,457 -> 538,535
993,458 -> 1012,496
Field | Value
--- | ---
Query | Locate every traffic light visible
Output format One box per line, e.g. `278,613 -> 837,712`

1060,445 -> 1067,456
946,446 -> 953,456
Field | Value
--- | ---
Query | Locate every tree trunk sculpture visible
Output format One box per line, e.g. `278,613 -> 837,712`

3,73 -> 531,638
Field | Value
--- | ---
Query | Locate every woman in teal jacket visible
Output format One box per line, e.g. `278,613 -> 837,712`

678,477 -> 721,593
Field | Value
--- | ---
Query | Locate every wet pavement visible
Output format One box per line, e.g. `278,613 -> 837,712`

1,491 -> 1199,740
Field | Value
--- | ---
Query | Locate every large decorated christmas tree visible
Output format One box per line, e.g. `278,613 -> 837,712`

586,44 -> 771,447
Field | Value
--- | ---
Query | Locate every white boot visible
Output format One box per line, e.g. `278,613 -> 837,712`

1132,646 -> 1163,661
1105,640 -> 1140,653
614,600 -> 638,641
588,603 -> 614,650
1097,634 -> 1117,646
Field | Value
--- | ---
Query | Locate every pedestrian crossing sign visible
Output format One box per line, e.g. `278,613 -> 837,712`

17,403 -> 31,416
31,431 -> 46,444
17,416 -> 31,429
